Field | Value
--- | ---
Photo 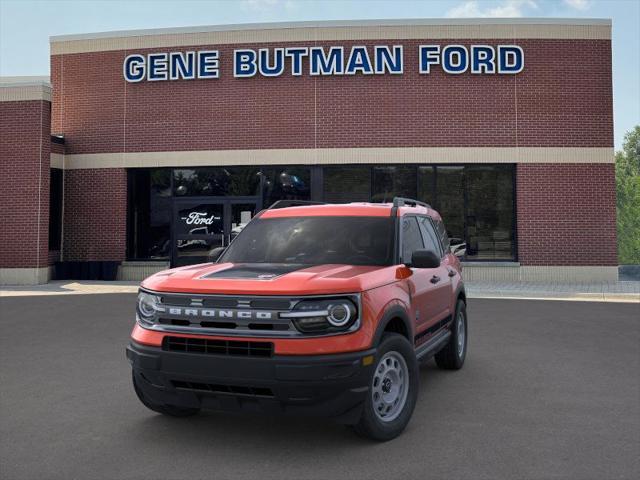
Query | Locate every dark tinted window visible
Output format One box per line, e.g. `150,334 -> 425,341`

127,169 -> 171,260
261,167 -> 310,207
220,216 -> 394,266
435,166 -> 464,247
418,217 -> 442,257
48,169 -> 63,250
173,167 -> 261,197
401,217 -> 424,264
323,166 -> 371,203
372,166 -> 416,203
465,165 -> 514,260
417,166 -> 435,206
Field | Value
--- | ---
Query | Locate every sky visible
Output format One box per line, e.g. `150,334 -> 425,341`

0,0 -> 638,149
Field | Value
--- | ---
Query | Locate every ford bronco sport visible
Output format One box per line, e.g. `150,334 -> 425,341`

127,197 -> 467,441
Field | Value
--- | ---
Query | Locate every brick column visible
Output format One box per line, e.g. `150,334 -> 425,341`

0,80 -> 52,285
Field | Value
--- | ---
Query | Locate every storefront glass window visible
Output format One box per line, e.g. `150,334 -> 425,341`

126,164 -> 516,263
372,166 -> 416,202
464,165 -> 515,260
435,166 -> 465,251
127,169 -> 172,260
173,167 -> 261,197
48,169 -> 63,251
417,166 -> 435,206
323,166 -> 371,203
261,167 -> 311,207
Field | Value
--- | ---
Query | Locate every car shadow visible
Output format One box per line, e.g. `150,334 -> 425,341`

121,358 -> 452,451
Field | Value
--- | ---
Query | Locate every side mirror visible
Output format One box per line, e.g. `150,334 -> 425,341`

409,249 -> 441,269
208,246 -> 226,263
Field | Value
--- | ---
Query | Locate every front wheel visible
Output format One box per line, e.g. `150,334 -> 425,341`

435,299 -> 467,370
353,333 -> 419,441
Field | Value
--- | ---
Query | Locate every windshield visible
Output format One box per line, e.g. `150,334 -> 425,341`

219,216 -> 395,266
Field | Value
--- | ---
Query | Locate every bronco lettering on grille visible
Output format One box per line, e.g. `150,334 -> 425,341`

163,307 -> 273,320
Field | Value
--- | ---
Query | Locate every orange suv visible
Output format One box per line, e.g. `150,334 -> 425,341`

127,198 -> 467,440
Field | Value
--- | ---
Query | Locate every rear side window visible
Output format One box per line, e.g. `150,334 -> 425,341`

418,217 -> 443,257
401,217 -> 424,264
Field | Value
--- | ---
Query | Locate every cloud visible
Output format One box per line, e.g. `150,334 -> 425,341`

446,0 -> 538,18
240,0 -> 297,12
562,0 -> 590,10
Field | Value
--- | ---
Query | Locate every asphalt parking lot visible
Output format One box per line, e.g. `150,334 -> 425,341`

0,294 -> 638,480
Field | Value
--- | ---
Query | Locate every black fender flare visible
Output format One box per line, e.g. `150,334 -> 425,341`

455,284 -> 467,304
371,304 -> 414,347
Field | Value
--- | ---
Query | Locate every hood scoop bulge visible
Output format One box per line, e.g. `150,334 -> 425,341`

202,264 -> 306,280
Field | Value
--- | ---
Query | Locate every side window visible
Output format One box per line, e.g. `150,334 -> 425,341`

418,217 -> 443,257
435,220 -> 450,252
401,217 -> 424,264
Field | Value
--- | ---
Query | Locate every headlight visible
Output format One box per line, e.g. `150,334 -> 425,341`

137,291 -> 161,323
281,297 -> 358,334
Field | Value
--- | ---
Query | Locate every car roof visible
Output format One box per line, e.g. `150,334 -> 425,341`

260,202 -> 442,221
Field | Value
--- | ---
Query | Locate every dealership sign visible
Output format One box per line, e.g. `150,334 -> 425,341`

123,44 -> 523,82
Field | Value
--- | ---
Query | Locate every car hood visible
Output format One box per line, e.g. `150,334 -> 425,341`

141,262 -> 398,295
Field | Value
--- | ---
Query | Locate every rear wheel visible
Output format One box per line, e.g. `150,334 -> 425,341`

353,333 -> 418,441
132,371 -> 200,417
435,299 -> 467,370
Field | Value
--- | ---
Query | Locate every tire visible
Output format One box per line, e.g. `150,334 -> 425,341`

132,371 -> 200,417
435,299 -> 467,370
353,333 -> 419,441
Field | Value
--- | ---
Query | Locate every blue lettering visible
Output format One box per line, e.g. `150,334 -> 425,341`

498,46 -> 524,74
374,45 -> 403,74
346,47 -> 373,75
147,53 -> 168,81
285,47 -> 308,76
309,47 -> 344,75
471,46 -> 496,74
123,54 -> 145,82
170,52 -> 195,80
419,45 -> 440,74
259,48 -> 285,77
442,45 -> 468,74
197,51 -> 219,79
234,49 -> 257,77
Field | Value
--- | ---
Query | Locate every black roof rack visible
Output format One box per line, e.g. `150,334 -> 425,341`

392,197 -> 432,209
268,200 -> 327,210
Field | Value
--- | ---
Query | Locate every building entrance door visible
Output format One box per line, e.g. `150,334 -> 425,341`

171,197 -> 260,267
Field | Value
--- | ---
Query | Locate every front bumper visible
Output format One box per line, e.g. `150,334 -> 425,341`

126,341 -> 376,423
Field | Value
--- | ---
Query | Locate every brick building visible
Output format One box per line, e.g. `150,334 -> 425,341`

0,18 -> 616,284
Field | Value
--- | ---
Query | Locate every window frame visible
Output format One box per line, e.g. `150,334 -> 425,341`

417,215 -> 445,259
399,215 -> 426,265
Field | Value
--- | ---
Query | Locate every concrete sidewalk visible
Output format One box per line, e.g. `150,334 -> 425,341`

467,281 -> 640,303
1,279 -> 639,302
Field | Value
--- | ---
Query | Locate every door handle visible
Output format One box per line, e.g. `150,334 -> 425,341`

430,275 -> 441,284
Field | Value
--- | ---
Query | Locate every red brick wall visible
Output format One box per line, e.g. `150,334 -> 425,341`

62,168 -> 127,261
51,38 -> 612,154
516,163 -> 617,266
0,100 -> 50,269
47,35 -> 615,268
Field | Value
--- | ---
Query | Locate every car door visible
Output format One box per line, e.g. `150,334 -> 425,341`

416,216 -> 453,331
400,216 -> 434,335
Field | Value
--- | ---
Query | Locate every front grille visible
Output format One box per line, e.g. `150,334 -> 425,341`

162,336 -> 273,357
171,380 -> 274,397
143,292 -> 360,338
